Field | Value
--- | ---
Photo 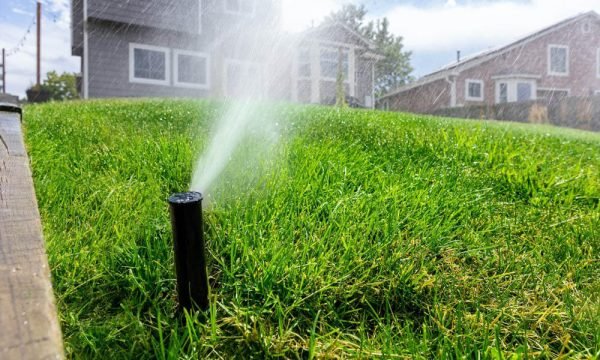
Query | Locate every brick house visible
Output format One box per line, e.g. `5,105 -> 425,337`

71,0 -> 380,107
378,11 -> 600,113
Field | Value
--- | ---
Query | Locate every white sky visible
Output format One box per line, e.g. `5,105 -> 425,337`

1,0 -> 600,97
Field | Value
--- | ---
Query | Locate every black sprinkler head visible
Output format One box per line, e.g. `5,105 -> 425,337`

168,192 -> 209,311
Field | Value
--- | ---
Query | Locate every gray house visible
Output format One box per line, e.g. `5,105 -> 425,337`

71,0 -> 381,108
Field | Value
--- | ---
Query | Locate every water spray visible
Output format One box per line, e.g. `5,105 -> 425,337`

168,192 -> 209,311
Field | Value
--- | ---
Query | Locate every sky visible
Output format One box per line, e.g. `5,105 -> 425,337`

0,0 -> 599,97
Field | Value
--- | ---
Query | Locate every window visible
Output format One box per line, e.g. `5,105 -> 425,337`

225,60 -> 263,98
517,82 -> 532,102
465,79 -> 484,101
174,50 -> 209,89
297,47 -> 311,78
582,22 -> 591,33
537,88 -> 569,105
320,47 -> 349,80
498,82 -> 508,103
129,43 -> 170,85
548,45 -> 568,75
225,0 -> 255,15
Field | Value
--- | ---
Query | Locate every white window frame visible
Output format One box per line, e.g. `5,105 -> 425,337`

496,81 -> 508,103
465,79 -> 484,101
224,0 -> 256,16
319,46 -> 350,83
547,44 -> 569,76
223,59 -> 264,98
129,43 -> 171,86
516,82 -> 534,102
296,47 -> 312,80
495,79 -> 537,104
173,50 -> 210,89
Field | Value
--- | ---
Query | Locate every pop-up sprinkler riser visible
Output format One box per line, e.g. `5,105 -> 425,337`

168,192 -> 209,311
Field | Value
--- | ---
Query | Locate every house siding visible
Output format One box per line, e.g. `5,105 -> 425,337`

385,79 -> 450,113
87,21 -> 213,98
383,13 -> 600,113
455,17 -> 600,105
296,27 -> 378,107
87,0 -> 199,34
76,0 -> 376,104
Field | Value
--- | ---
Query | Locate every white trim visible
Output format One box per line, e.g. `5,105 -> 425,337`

223,59 -> 264,98
597,48 -> 600,78
547,44 -> 569,76
371,61 -> 375,109
495,81 -> 508,104
173,50 -> 210,89
491,74 -> 541,80
311,44 -> 320,103
349,48 -> 355,97
494,79 -> 537,103
223,0 -> 256,16
445,75 -> 457,107
465,79 -> 484,101
291,48 -> 298,102
83,0 -> 88,99
129,43 -> 171,86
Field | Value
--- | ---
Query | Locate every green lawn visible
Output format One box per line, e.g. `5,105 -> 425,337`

24,99 -> 599,359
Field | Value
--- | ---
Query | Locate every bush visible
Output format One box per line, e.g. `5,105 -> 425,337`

26,71 -> 79,103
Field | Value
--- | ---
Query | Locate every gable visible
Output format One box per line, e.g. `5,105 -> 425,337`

301,23 -> 375,50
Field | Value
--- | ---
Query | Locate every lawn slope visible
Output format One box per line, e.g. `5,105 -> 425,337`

24,99 -> 599,359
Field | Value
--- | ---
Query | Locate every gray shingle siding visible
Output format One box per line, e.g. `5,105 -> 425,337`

71,0 -> 83,56
87,21 -> 212,98
87,0 -> 198,34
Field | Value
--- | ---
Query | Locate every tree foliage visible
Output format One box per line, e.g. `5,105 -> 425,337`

325,4 -> 413,98
42,71 -> 79,101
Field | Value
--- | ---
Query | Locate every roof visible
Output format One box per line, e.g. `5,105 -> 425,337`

301,21 -> 373,48
380,11 -> 600,100
300,21 -> 381,55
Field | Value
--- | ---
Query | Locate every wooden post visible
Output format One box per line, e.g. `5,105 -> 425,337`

36,2 -> 41,87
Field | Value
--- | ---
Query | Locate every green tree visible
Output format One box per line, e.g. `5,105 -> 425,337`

325,4 -> 413,98
42,71 -> 79,101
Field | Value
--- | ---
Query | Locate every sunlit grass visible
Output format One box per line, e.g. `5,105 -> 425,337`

24,99 -> 599,358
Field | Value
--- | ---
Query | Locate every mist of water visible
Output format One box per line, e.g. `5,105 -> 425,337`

189,100 -> 280,194
188,14 -> 294,196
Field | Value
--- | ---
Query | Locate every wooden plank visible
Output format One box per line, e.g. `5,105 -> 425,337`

0,110 -> 64,360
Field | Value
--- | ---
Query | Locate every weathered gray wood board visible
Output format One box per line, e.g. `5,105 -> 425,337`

0,110 -> 64,359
